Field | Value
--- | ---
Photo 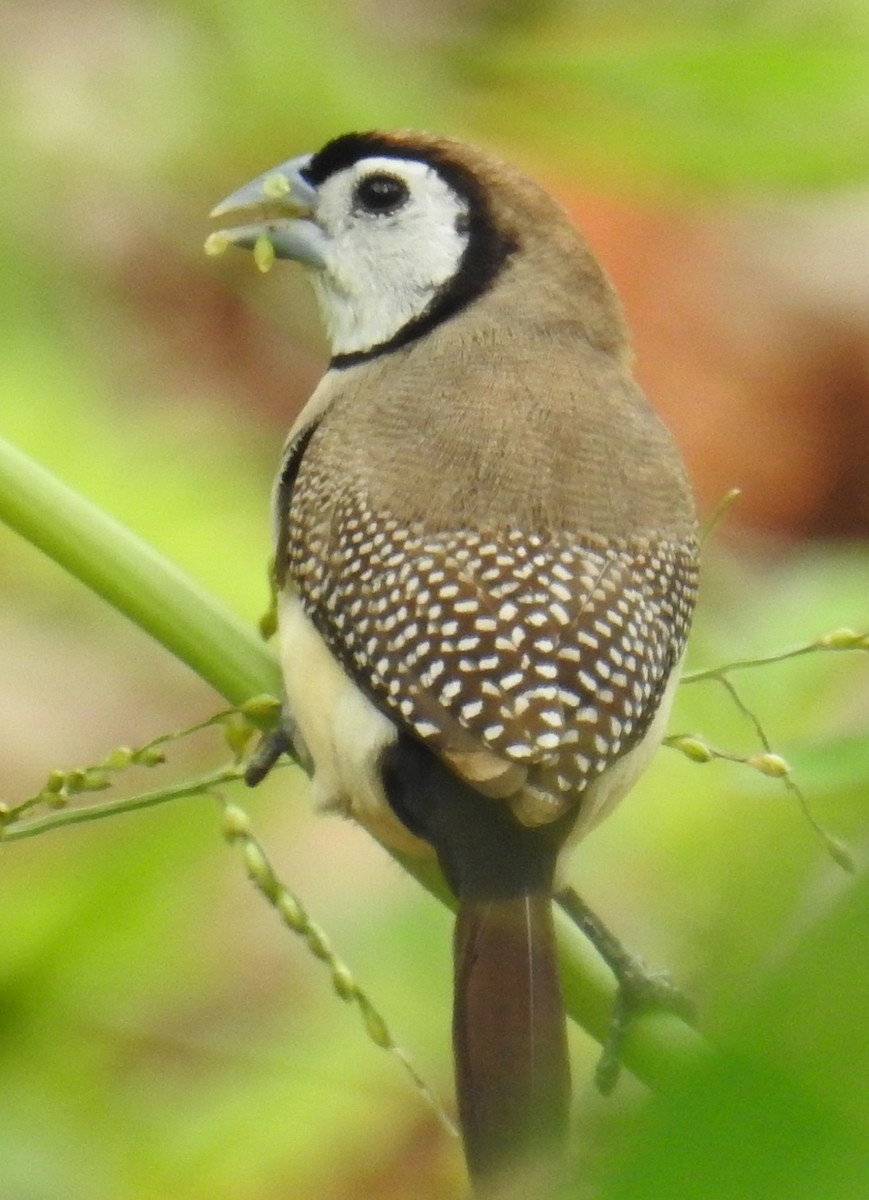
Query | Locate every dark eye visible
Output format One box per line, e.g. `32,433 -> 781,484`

352,172 -> 410,215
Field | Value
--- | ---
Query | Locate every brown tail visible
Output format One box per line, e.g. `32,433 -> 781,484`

454,890 -> 570,1185
380,735 -> 575,1190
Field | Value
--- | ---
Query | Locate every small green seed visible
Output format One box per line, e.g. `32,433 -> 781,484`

136,747 -> 166,767
332,963 -> 357,1001
818,627 -> 859,648
277,892 -> 305,930
103,747 -> 134,771
262,172 -> 291,199
243,841 -> 274,888
240,694 -> 282,721
204,232 -> 231,257
44,770 -> 66,793
82,771 -> 110,792
222,804 -> 251,840
223,713 -> 254,758
258,608 -> 278,640
253,235 -> 276,273
672,736 -> 714,763
747,752 -> 790,777
306,925 -> 331,961
359,1000 -> 391,1049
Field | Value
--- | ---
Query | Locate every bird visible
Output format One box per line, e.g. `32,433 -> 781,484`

209,130 -> 699,1190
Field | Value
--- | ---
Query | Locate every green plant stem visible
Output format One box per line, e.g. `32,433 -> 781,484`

1,767 -> 243,842
0,436 -> 281,705
0,436 -> 709,1090
682,638 -> 862,683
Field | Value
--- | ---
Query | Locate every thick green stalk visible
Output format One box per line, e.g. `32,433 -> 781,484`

0,435 -> 281,704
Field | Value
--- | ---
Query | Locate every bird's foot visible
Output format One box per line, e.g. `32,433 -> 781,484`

244,706 -> 302,786
594,956 -> 694,1095
556,886 -> 695,1094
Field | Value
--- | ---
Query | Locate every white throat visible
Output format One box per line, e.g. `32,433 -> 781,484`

310,157 -> 470,357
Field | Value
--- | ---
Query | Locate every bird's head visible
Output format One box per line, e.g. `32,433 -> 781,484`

209,130 -> 619,365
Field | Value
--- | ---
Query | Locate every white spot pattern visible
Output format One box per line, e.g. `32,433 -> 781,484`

286,470 -> 698,809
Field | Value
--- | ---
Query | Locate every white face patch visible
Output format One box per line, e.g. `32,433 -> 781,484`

307,156 -> 471,357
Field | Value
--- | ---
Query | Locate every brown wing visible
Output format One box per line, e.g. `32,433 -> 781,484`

287,470 -> 697,809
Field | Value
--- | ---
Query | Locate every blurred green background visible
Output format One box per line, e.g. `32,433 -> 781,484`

2,1 -> 869,1197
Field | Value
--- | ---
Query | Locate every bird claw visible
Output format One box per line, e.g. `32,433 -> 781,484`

556,886 -> 696,1094
594,962 -> 695,1095
244,706 -> 304,786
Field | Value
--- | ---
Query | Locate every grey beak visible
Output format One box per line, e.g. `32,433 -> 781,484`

208,153 -> 327,267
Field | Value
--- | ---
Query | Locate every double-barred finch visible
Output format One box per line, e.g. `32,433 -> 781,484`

211,130 -> 698,1189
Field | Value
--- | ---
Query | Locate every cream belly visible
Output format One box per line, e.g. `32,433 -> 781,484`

279,591 -> 433,856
